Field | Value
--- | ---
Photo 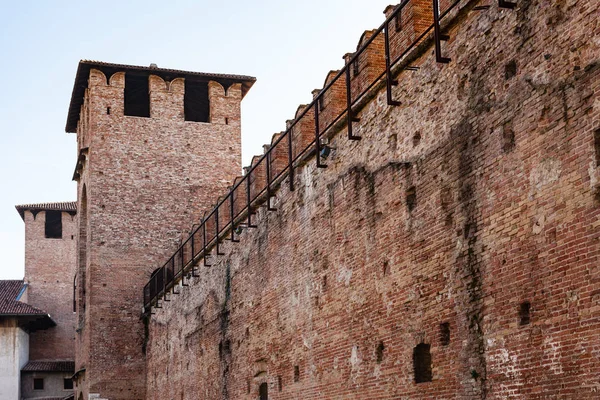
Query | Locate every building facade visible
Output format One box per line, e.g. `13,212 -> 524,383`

10,0 -> 599,399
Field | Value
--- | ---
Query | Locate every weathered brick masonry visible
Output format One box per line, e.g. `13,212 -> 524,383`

145,0 -> 600,399
68,62 -> 254,399
21,207 -> 77,362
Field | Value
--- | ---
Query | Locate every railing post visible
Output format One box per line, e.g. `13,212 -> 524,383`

433,0 -> 451,63
202,218 -> 211,267
171,257 -> 180,295
266,152 -> 277,210
246,172 -> 257,228
216,207 -> 224,255
345,68 -> 361,140
384,21 -> 401,106
287,130 -> 295,191
315,102 -> 327,168
230,190 -> 240,242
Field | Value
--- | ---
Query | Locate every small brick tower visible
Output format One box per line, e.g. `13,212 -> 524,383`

65,60 -> 255,399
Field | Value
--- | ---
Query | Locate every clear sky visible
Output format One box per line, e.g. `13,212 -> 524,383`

0,0 -> 394,279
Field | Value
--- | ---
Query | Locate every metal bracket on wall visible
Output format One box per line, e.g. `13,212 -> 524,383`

384,21 -> 401,106
315,103 -> 327,168
202,221 -> 212,267
433,0 -> 451,63
229,191 -> 241,242
345,68 -> 361,140
215,209 -> 224,255
246,177 -> 258,228
266,152 -> 277,211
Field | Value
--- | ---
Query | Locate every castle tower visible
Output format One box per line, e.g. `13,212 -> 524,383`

65,60 -> 255,399
15,201 -> 77,399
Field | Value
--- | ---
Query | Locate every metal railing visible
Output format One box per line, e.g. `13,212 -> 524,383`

143,0 -> 516,313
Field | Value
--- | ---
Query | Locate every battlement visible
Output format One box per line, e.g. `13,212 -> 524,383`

65,60 -> 255,134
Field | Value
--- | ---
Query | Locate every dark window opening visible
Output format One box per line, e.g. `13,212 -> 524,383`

45,210 -> 62,239
64,378 -> 73,390
124,73 -> 150,117
383,260 -> 391,276
259,382 -> 268,400
594,129 -> 600,165
413,132 -> 421,147
184,79 -> 210,122
34,378 -> 44,390
376,341 -> 385,363
440,322 -> 450,346
225,117 -> 229,125
519,301 -> 531,326
504,60 -> 517,80
294,365 -> 300,382
106,106 -> 111,115
406,186 -> 417,212
278,376 -> 282,392
502,124 -> 515,153
413,343 -> 432,383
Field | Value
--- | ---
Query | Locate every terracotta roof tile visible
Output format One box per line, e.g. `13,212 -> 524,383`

22,360 -> 75,372
15,201 -> 77,220
0,280 -> 49,316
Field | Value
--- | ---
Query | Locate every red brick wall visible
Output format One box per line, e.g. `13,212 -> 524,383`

24,210 -> 77,361
74,70 -> 244,399
146,0 -> 600,399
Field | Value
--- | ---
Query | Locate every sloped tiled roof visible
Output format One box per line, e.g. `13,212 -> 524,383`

15,201 -> 77,220
0,280 -> 48,315
0,280 -> 23,302
22,360 -> 75,372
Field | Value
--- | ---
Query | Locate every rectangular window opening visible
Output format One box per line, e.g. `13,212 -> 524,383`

440,322 -> 450,346
184,79 -> 210,122
519,301 -> 531,326
294,365 -> 300,382
45,210 -> 62,239
413,343 -> 432,383
64,378 -> 74,390
124,73 -> 150,117
376,341 -> 385,363
34,378 -> 44,390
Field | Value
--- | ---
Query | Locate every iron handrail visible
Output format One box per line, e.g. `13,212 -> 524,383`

143,0 -> 515,312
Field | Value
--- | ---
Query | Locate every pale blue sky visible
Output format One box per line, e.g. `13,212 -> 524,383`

0,0 -> 393,279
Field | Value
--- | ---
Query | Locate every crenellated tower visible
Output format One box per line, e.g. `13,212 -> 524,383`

65,60 -> 255,400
